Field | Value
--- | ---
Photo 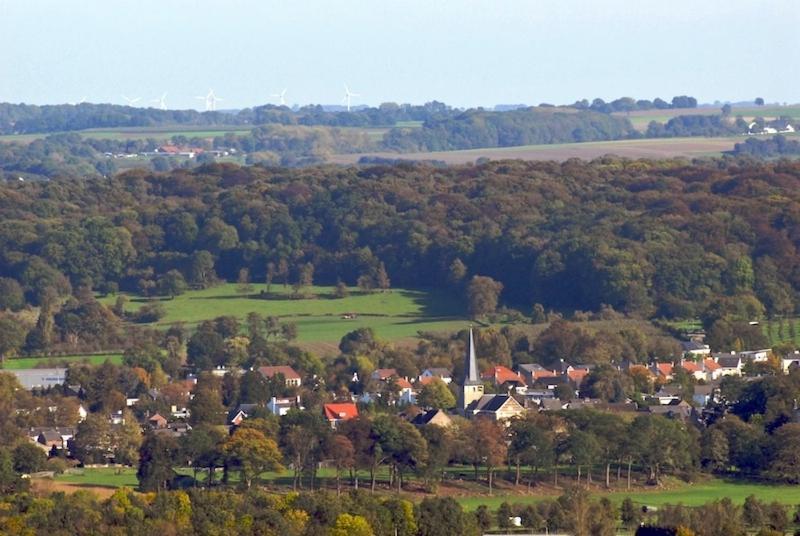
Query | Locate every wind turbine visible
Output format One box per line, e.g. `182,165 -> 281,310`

270,88 -> 287,106
150,92 -> 168,110
122,95 -> 141,106
342,84 -> 360,112
195,89 -> 223,111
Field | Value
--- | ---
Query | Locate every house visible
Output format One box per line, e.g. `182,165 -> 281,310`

323,402 -> 358,428
682,340 -> 711,358
679,360 -> 707,382
539,398 -> 566,412
154,422 -> 192,438
651,363 -> 674,381
646,400 -> 693,421
471,394 -> 526,421
258,366 -> 302,387
410,409 -> 452,428
35,428 -> 75,452
517,364 -> 557,386
148,413 -> 168,430
267,396 -> 303,416
482,365 -> 524,387
693,384 -> 718,407
703,358 -> 722,381
228,404 -> 260,426
371,368 -> 398,381
782,352 -> 800,373
395,377 -> 417,405
738,349 -> 771,362
653,385 -> 682,405
565,368 -> 590,388
419,368 -> 453,384
717,356 -> 744,377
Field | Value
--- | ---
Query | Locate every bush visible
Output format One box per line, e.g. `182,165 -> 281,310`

133,302 -> 167,323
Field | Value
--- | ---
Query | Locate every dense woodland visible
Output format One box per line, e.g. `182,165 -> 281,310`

0,96 -> 696,135
1,158 -> 799,322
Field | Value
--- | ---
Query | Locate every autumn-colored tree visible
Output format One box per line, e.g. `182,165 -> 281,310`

223,427 -> 283,489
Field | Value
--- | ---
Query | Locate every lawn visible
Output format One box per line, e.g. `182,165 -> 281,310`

101,284 -> 468,348
1,353 -> 122,370
456,477 -> 800,511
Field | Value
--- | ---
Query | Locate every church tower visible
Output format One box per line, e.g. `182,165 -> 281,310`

458,328 -> 484,415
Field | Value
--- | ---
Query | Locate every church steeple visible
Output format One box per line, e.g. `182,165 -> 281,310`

458,327 -> 484,414
464,327 -> 481,385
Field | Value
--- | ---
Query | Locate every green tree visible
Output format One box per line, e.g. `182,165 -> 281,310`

0,278 -> 25,311
12,441 -> 46,473
0,316 -> 26,365
417,378 -> 456,409
467,275 -> 504,318
157,269 -> 187,298
137,432 -> 177,491
189,250 -> 216,288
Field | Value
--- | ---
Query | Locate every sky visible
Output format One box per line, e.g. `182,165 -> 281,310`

1,0 -> 798,110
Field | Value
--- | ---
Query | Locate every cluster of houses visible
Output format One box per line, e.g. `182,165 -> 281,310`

14,328 -> 799,461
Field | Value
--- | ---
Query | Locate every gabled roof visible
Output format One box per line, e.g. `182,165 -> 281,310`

680,360 -> 701,373
38,430 -> 62,442
395,378 -> 413,390
422,368 -> 452,378
655,363 -> 674,377
410,409 -> 452,427
372,368 -> 398,380
323,403 -> 358,422
717,356 -> 742,368
149,413 -> 167,422
703,358 -> 721,372
475,394 -> 523,413
482,365 -> 522,384
566,369 -> 589,383
258,366 -> 301,380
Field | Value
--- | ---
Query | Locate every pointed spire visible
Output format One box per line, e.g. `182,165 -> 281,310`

464,327 -> 481,385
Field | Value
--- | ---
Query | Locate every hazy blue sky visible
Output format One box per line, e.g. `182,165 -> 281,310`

1,0 -> 798,109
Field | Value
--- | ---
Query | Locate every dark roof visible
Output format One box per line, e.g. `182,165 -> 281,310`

476,394 -> 515,412
38,430 -> 62,442
410,409 -> 448,426
463,328 -> 481,386
717,356 -> 742,368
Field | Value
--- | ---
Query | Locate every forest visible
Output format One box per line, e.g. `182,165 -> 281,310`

1,158 -> 799,322
0,96 -> 696,135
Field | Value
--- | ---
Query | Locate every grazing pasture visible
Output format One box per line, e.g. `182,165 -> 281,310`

102,284 -> 467,351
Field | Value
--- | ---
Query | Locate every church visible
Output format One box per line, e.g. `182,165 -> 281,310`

458,328 -> 525,421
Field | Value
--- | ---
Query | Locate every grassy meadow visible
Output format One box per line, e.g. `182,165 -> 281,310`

47,468 -> 800,513
101,284 -> 468,350
1,353 -> 123,370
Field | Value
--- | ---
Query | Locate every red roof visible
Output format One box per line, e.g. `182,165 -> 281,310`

395,378 -> 413,390
704,358 -> 721,371
655,363 -> 674,377
681,360 -> 701,373
258,366 -> 301,380
567,369 -> 589,383
482,365 -> 523,385
324,403 -> 358,422
418,376 -> 436,386
373,368 -> 398,380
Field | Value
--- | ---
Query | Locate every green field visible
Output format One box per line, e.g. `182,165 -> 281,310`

763,318 -> 800,346
102,284 -> 468,349
1,353 -> 122,370
457,477 -> 800,511
51,468 -> 800,514
616,104 -> 800,131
